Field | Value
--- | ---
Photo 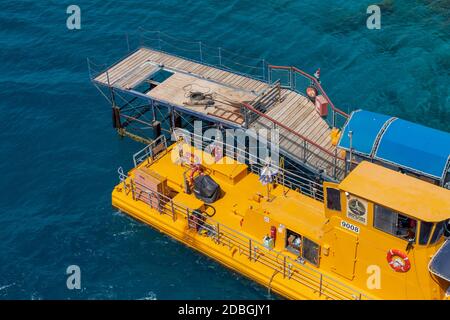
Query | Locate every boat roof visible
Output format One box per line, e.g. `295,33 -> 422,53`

338,110 -> 450,180
339,161 -> 450,222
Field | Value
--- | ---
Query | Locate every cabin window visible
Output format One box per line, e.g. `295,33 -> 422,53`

326,188 -> 341,211
286,229 -> 302,255
419,221 -> 433,245
302,237 -> 320,266
374,205 -> 417,241
429,221 -> 445,244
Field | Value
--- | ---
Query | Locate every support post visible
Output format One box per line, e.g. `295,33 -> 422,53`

319,274 -> 323,296
333,148 -> 338,180
106,70 -> 116,106
131,180 -> 135,200
216,223 -> 220,244
348,130 -> 353,174
303,140 -> 307,162
157,193 -> 161,213
151,100 -> 156,121
170,107 -> 175,131
186,208 -> 190,229
218,47 -> 222,66
290,67 -> 294,90
171,200 -> 176,221
262,59 -> 265,81
199,41 -> 203,62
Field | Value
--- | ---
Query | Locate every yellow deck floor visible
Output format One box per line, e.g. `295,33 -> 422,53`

112,145 -> 373,300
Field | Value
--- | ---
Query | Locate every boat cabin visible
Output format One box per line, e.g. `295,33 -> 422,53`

322,161 -> 450,299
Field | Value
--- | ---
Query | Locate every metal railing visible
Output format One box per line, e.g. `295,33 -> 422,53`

173,128 -> 325,201
268,65 -> 349,129
117,165 -> 370,300
133,135 -> 167,167
137,28 -> 267,82
239,103 -> 346,180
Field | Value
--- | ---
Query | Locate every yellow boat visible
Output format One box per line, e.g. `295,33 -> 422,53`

112,135 -> 450,300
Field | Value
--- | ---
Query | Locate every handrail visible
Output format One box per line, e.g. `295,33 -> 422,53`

241,102 -> 345,161
133,135 -> 167,167
268,65 -> 349,118
173,128 -> 325,201
117,167 -> 370,300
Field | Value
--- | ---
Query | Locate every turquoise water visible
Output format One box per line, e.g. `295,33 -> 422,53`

0,1 -> 448,299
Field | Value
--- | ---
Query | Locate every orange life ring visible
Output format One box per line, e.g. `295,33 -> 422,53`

386,249 -> 411,272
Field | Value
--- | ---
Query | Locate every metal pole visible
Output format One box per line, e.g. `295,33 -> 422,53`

216,223 -> 220,243
290,67 -> 293,89
262,59 -> 265,81
292,68 -> 296,91
333,148 -> 338,180
151,99 -> 156,121
171,200 -> 175,221
199,41 -> 203,62
186,208 -> 190,229
218,47 -> 222,66
170,107 -> 175,130
131,180 -> 135,200
332,108 -> 336,128
319,274 -> 323,296
157,193 -> 161,213
106,70 -> 116,105
348,130 -> 353,174
303,140 -> 307,162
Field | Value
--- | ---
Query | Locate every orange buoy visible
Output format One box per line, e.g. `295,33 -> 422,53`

387,249 -> 411,272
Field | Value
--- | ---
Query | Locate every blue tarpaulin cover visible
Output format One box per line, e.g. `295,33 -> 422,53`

375,118 -> 450,179
338,110 -> 450,180
338,110 -> 391,156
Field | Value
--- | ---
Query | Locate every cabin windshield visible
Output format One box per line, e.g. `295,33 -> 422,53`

418,220 -> 449,246
419,221 -> 433,245
429,221 -> 447,245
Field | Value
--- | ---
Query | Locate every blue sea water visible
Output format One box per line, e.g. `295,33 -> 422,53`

0,0 -> 448,299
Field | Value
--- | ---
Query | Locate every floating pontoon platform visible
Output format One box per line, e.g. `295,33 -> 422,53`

90,35 -> 349,181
